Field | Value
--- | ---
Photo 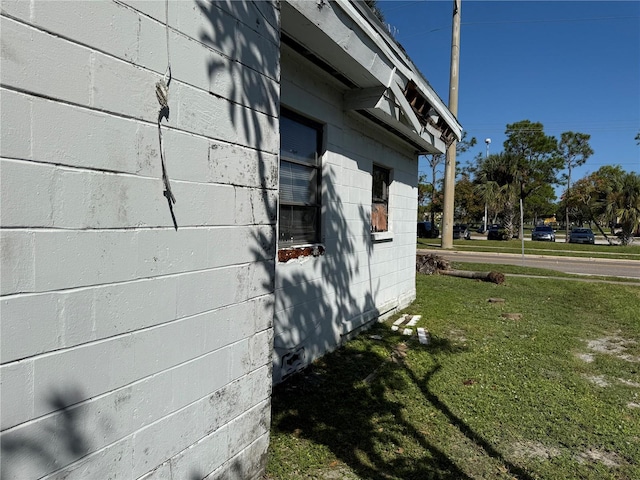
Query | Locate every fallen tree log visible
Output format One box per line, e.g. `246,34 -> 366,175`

416,253 -> 450,275
437,269 -> 505,285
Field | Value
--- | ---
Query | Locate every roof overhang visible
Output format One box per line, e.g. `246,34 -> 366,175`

281,0 -> 463,155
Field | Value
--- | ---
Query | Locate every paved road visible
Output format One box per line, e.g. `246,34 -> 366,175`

417,249 -> 640,280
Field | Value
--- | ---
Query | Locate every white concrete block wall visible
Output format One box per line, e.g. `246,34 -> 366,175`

1,1 -> 278,479
274,47 -> 418,382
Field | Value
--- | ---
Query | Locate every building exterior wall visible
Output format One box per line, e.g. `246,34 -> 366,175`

274,47 -> 418,383
0,1 -> 278,479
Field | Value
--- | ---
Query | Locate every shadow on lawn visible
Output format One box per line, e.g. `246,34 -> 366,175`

270,329 -> 535,480
270,331 -> 473,479
409,365 -> 535,480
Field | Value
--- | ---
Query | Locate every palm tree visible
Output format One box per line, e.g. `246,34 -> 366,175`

605,172 -> 640,245
474,153 -> 519,237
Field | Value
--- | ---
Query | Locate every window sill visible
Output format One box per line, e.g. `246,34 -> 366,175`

371,231 -> 394,242
278,244 -> 325,263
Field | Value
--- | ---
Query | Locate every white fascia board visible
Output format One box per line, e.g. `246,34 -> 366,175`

364,106 -> 445,154
333,0 -> 462,141
344,83 -> 445,153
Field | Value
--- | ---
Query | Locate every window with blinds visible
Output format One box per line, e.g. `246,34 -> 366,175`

372,165 -> 390,232
279,110 -> 323,246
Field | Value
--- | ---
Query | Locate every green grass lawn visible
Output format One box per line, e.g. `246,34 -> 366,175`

267,273 -> 640,479
417,238 -> 640,261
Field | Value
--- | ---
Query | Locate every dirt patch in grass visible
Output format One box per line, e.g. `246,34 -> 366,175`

575,353 -> 595,363
511,441 -> 561,460
617,378 -> 640,388
448,328 -> 467,343
586,335 -> 639,362
584,374 -> 610,387
575,448 -> 622,468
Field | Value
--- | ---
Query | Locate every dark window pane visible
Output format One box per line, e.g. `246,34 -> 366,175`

279,161 -> 318,204
279,206 -> 319,245
280,115 -> 319,166
372,165 -> 390,232
372,165 -> 389,203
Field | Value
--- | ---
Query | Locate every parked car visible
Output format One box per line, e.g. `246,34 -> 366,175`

531,225 -> 556,242
569,227 -> 595,244
487,224 -> 508,241
452,224 -> 471,240
417,221 -> 440,238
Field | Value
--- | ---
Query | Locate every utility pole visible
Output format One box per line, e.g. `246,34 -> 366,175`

441,0 -> 461,249
484,138 -> 490,232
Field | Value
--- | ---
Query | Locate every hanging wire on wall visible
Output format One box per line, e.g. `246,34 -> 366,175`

156,0 -> 177,228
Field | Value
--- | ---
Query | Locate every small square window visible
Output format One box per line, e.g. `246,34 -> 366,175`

372,165 -> 390,233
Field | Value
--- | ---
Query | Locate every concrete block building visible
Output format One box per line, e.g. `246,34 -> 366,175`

0,1 -> 460,478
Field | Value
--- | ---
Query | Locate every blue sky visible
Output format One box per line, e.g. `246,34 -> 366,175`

378,0 -> 640,196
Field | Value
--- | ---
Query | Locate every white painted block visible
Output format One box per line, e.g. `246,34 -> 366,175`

0,16 -> 91,106
169,182 -> 237,227
30,0 -> 140,64
0,293 -> 60,363
0,159 -> 55,227
32,230 -> 138,293
142,24 -> 212,92
0,360 -> 34,430
161,127 -> 210,183
206,141 -> 279,189
226,400 -> 270,459
402,328 -> 413,336
0,88 -> 31,160
393,316 -> 406,326
91,53 -> 158,121
39,437 -> 134,480
169,424 -> 229,480
136,461 -> 172,480
131,399 -> 209,477
91,276 -> 177,340
0,0 -> 31,19
32,335 -> 135,418
173,82 -> 278,154
207,433 -> 269,480
406,315 -> 421,327
0,230 -> 35,295
417,327 -> 430,345
119,0 -> 173,25
30,96 -> 152,174
174,0 -> 237,58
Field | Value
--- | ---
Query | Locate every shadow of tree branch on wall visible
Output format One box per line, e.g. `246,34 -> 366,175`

1,388 -> 93,479
272,165 -> 379,383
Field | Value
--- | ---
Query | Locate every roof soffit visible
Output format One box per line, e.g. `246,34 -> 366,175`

281,0 -> 462,152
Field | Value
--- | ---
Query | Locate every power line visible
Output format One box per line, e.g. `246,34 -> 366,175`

397,15 -> 639,39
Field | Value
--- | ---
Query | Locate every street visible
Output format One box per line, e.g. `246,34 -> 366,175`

417,248 -> 640,280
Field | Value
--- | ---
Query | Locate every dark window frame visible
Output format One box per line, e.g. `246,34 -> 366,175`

371,164 -> 391,233
278,109 -> 323,247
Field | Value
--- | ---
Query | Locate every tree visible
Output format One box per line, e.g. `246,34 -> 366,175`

420,132 -> 476,224
474,152 -> 519,237
525,184 -> 557,224
605,172 -> 640,245
569,165 -> 626,244
503,120 -> 563,238
558,131 -> 593,240
454,174 -> 483,223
